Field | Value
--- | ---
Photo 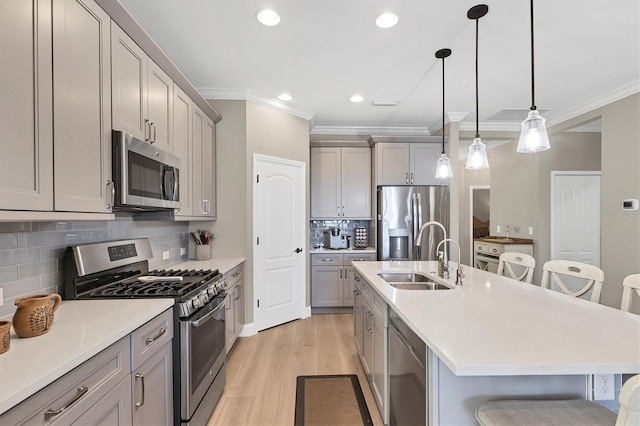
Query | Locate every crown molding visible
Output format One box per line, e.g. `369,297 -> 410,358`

447,112 -> 469,122
310,126 -> 431,136
459,121 -> 522,132
458,139 -> 513,160
199,87 -> 316,121
546,80 -> 640,127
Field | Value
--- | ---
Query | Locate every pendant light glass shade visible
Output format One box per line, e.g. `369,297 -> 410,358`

435,153 -> 454,179
466,137 -> 489,169
517,110 -> 550,152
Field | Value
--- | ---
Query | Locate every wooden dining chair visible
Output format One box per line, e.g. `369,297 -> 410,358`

475,374 -> 640,426
496,252 -> 535,284
541,260 -> 605,303
621,273 -> 640,312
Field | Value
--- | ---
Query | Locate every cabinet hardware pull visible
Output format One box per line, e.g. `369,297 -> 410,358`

152,122 -> 157,143
234,287 -> 241,301
321,258 -> 333,262
44,385 -> 89,420
355,275 -> 360,282
106,180 -> 115,209
145,327 -> 166,344
232,272 -> 239,278
405,172 -> 409,184
340,268 -> 343,279
410,172 -> 414,184
144,119 -> 150,141
135,373 -> 146,407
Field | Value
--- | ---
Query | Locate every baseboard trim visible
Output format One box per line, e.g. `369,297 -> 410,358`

238,322 -> 257,337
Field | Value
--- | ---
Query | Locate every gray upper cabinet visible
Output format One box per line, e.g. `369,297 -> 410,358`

0,0 -> 53,211
375,142 -> 441,186
53,0 -> 112,213
111,23 -> 173,153
173,85 -> 193,217
191,105 -> 216,218
311,147 -> 371,219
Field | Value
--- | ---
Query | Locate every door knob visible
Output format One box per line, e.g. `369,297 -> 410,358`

294,248 -> 303,253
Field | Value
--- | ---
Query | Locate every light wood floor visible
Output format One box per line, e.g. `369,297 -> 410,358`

207,314 -> 385,426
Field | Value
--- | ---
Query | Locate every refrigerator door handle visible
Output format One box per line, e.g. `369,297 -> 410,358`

411,192 -> 418,243
417,192 -> 423,231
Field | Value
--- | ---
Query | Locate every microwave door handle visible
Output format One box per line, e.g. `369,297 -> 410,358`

160,166 -> 168,200
173,167 -> 179,201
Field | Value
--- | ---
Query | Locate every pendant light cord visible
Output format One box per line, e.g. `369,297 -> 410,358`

475,16 -> 480,139
530,0 -> 537,111
442,56 -> 446,154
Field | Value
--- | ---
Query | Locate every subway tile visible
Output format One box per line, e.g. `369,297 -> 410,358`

0,247 -> 40,267
72,221 -> 108,230
18,259 -> 57,279
41,272 -> 63,291
0,266 -> 18,284
2,276 -> 41,299
40,245 -> 67,261
37,222 -> 73,232
0,234 -> 18,250
0,223 -> 34,233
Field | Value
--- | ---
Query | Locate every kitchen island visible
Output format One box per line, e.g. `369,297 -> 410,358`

352,261 -> 640,424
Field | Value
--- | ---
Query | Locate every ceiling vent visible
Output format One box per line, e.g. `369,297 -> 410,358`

372,101 -> 399,107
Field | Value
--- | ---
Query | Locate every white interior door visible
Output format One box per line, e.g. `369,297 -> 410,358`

551,171 -> 601,266
254,155 -> 305,331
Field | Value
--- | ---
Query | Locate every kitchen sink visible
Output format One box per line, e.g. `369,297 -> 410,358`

377,272 -> 452,290
378,272 -> 433,283
389,282 -> 451,290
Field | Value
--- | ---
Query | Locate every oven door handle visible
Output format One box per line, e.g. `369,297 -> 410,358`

191,300 -> 225,327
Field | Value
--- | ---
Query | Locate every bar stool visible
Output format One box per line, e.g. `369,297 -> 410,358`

540,260 -> 605,303
496,252 -> 535,284
621,273 -> 640,312
476,374 -> 640,425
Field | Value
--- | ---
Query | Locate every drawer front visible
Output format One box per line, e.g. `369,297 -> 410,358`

311,253 -> 343,266
131,308 -> 173,370
226,262 -> 244,287
474,242 -> 504,256
361,279 -> 374,306
344,253 -> 376,264
371,292 -> 388,327
0,337 -> 130,426
353,270 -> 364,291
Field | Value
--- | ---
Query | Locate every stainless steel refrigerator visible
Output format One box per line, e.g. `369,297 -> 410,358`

377,186 -> 449,261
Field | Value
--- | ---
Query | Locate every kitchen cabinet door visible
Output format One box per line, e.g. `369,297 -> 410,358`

0,0 -> 53,211
344,266 -> 357,307
410,143 -> 441,185
146,61 -> 173,153
341,148 -> 371,218
53,0 -> 112,213
132,342 -> 173,426
311,266 -> 343,307
111,23 -> 147,141
191,104 -> 216,218
225,290 -> 235,353
173,85 -> 192,216
310,147 -> 341,218
73,376 -> 132,426
376,143 -> 410,185
203,116 -> 216,219
354,283 -> 364,355
362,304 -> 374,377
372,313 -> 386,414
234,279 -> 244,339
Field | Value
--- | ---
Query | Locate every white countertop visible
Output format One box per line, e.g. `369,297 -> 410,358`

353,261 -> 640,377
167,257 -> 246,275
0,299 -> 173,415
309,247 -> 376,254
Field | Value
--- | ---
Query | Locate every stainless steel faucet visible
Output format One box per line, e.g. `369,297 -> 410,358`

436,238 -> 464,285
414,221 -> 447,261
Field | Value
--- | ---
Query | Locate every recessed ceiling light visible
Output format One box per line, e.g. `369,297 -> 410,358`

376,12 -> 398,29
278,93 -> 292,101
350,95 -> 364,103
257,9 -> 280,26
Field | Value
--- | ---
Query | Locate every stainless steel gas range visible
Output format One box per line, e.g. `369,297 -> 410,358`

63,238 -> 226,426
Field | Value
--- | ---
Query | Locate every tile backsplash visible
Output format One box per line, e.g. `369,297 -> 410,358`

310,220 -> 371,248
0,217 -> 189,318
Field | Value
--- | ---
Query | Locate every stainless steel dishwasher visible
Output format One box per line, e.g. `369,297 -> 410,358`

389,309 -> 427,426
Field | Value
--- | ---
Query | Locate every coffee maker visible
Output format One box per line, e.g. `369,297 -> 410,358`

323,228 -> 348,249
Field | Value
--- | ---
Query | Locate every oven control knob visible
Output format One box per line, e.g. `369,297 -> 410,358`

207,286 -> 217,297
200,293 -> 209,304
191,298 -> 201,309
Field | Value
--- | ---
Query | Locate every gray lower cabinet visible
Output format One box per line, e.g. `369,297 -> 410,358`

225,262 -> 245,353
353,271 -> 389,423
0,309 -> 173,426
311,253 -> 375,307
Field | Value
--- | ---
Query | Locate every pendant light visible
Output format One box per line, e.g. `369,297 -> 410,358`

465,4 -> 489,170
435,48 -> 454,179
517,0 -> 550,152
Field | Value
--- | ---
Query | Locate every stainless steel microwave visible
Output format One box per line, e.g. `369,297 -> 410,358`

112,130 -> 180,211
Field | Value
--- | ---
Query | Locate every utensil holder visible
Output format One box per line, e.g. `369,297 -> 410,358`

195,245 -> 211,261
0,321 -> 10,354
